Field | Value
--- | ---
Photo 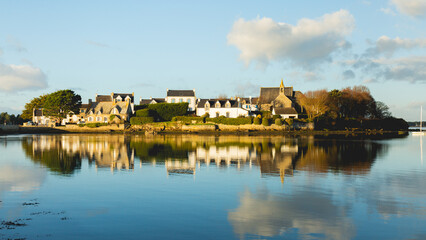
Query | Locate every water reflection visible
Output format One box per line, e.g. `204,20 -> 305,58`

20,134 -> 394,178
21,135 -> 134,173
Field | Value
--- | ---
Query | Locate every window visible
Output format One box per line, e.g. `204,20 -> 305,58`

215,102 -> 221,108
187,99 -> 191,104
225,102 -> 231,108
226,112 -> 230,118
104,117 -> 108,122
216,112 -> 219,117
171,99 -> 175,103
112,108 -> 117,114
179,98 -> 183,103
96,117 -> 101,122
80,109 -> 85,113
88,117 -> 93,122
205,103 -> 210,111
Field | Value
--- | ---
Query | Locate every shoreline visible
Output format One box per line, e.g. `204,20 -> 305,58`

0,125 -> 409,137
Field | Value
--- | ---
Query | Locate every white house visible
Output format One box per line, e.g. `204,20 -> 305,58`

165,89 -> 196,111
272,107 -> 298,119
196,99 -> 253,118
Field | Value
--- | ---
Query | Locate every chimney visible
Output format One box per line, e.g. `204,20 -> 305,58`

132,92 -> 134,96
88,99 -> 92,104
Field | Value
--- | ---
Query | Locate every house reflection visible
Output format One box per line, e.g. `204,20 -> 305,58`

21,134 -> 390,178
22,135 -> 134,174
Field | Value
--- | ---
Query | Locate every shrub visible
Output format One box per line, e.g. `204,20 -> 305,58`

148,102 -> 188,121
260,111 -> 272,119
136,109 -> 155,117
109,114 -> 118,121
285,118 -> 293,126
130,117 -> 155,125
206,116 -> 252,125
253,117 -> 261,125
275,118 -> 283,126
262,117 -> 270,126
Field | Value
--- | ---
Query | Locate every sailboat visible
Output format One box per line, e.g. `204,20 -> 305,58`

413,106 -> 425,136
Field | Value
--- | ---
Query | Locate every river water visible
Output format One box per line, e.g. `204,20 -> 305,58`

0,133 -> 425,240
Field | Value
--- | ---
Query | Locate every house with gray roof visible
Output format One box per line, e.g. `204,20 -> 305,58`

258,80 -> 303,119
196,98 -> 254,118
165,89 -> 196,111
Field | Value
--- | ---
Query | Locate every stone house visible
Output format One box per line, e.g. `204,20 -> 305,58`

62,92 -> 135,124
258,80 -> 302,119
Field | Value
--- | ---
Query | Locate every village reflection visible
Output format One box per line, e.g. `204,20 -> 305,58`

21,134 -> 391,178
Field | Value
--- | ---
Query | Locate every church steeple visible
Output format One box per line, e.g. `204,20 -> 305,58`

280,79 -> 284,94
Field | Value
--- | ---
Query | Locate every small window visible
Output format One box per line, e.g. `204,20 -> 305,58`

171,99 -> 175,103
187,99 -> 191,104
215,102 -> 221,108
80,109 -> 85,113
226,112 -> 230,118
88,117 -> 93,122
205,104 -> 210,111
179,98 -> 183,103
96,117 -> 101,122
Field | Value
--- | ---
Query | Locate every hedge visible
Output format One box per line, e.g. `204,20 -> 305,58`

136,109 -> 155,117
172,116 -> 204,124
148,102 -> 188,121
79,123 -> 108,128
206,116 -> 252,125
130,117 -> 155,125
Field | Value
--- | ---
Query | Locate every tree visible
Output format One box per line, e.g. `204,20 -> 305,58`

297,90 -> 329,119
21,94 -> 48,120
21,90 -> 81,123
43,90 -> 82,122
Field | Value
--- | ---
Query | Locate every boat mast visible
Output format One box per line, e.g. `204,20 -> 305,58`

421,106 -> 423,132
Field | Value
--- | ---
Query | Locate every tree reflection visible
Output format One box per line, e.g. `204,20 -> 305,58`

22,136 -> 81,175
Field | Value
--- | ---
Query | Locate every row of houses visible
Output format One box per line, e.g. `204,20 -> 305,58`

33,80 -> 302,125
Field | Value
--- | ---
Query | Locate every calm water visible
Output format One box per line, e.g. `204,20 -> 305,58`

0,133 -> 425,240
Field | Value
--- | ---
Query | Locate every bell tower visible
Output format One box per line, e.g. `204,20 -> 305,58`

279,79 -> 284,94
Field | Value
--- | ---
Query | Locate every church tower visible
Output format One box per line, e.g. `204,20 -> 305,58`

279,79 -> 284,94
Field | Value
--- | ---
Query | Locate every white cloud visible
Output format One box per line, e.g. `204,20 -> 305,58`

366,36 -> 426,57
227,10 -> 355,69
392,0 -> 426,17
348,56 -> 426,83
0,63 -> 48,92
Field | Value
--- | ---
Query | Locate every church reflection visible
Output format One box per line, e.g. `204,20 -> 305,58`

21,134 -> 393,178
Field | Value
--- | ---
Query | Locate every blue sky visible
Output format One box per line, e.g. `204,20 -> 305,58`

0,0 -> 425,120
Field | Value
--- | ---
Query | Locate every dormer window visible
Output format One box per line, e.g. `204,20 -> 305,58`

215,102 -> 221,108
116,96 -> 122,102
205,103 -> 210,111
225,102 -> 231,108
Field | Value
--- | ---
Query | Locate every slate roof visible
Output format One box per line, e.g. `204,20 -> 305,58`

197,99 -> 241,108
96,95 -> 112,102
87,102 -> 132,115
274,107 -> 298,115
140,98 -> 165,104
258,87 -> 295,104
113,93 -> 134,102
167,90 -> 195,97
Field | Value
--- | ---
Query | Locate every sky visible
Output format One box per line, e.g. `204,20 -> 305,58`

0,0 -> 425,121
